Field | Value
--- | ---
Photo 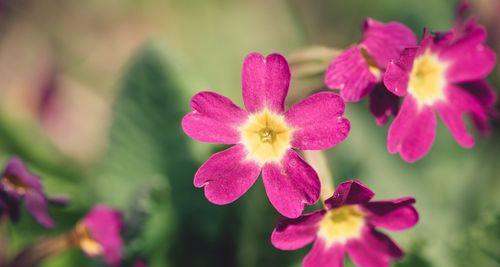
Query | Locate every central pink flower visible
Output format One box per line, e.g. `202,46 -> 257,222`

182,52 -> 351,218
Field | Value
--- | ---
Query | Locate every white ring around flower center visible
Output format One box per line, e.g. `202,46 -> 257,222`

239,109 -> 294,165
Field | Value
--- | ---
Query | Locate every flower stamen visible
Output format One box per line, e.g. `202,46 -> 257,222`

239,109 -> 293,164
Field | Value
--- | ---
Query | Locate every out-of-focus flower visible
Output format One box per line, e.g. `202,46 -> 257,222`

0,156 -> 55,228
271,180 -> 418,267
383,19 -> 496,162
182,52 -> 350,218
72,205 -> 123,266
325,18 -> 417,125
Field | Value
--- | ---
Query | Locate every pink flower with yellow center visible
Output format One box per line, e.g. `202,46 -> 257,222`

271,180 -> 418,267
325,18 -> 417,125
182,52 -> 351,218
73,205 -> 123,266
383,19 -> 496,162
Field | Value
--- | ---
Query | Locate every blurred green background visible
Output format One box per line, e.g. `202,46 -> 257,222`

0,0 -> 499,266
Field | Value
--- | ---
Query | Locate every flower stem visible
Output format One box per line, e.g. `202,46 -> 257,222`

8,234 -> 72,267
303,150 -> 335,203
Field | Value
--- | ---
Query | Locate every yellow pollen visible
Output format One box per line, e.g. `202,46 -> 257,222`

74,223 -> 103,257
360,48 -> 382,80
1,176 -> 28,195
318,205 -> 365,246
408,51 -> 446,105
239,109 -> 293,164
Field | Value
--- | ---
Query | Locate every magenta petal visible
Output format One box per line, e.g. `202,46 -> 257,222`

303,240 -> 345,267
194,144 -> 260,205
84,205 -> 123,266
441,27 -> 496,83
285,92 -> 350,150
347,228 -> 403,267
262,150 -> 320,218
182,91 -> 247,144
364,197 -> 418,231
271,210 -> 324,250
3,157 -> 43,191
369,84 -> 400,126
24,190 -> 54,228
361,18 -> 417,68
387,96 -> 437,162
241,53 -> 290,113
325,180 -> 374,209
325,46 -> 378,102
383,47 -> 418,97
460,80 -> 497,133
436,85 -> 486,148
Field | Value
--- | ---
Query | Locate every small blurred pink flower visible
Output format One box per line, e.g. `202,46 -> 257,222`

272,180 -> 418,267
182,52 -> 350,218
325,18 -> 417,125
73,205 -> 123,267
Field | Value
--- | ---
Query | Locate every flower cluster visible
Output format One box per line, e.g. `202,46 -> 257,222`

183,52 -> 421,266
0,157 -> 126,267
325,5 -> 496,162
182,2 -> 496,267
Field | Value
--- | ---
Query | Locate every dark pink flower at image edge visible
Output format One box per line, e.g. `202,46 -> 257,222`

272,180 -> 419,267
182,52 -> 351,218
0,156 -> 55,228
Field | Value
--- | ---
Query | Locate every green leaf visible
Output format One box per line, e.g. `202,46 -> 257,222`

94,44 -> 241,266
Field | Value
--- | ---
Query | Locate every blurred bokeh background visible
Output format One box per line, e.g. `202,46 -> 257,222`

0,0 -> 499,266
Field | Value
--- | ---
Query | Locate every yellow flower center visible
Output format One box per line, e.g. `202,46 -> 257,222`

317,205 -> 365,246
74,223 -> 103,257
360,48 -> 382,80
1,176 -> 28,195
239,109 -> 293,164
408,51 -> 446,105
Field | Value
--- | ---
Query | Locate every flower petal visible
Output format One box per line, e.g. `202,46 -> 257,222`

363,197 -> 418,231
325,180 -> 374,209
441,24 -> 496,83
325,46 -> 378,102
387,96 -> 437,162
271,210 -> 324,250
3,157 -> 43,191
262,150 -> 320,218
459,80 -> 497,134
285,92 -> 350,150
436,85 -> 486,148
242,53 -> 290,113
369,84 -> 400,126
182,91 -> 248,144
24,190 -> 54,228
383,47 -> 418,97
194,144 -> 260,205
303,240 -> 345,267
347,227 -> 403,267
361,18 -> 417,68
